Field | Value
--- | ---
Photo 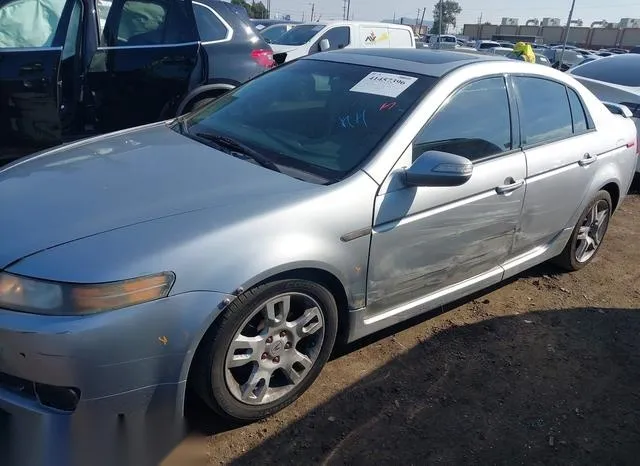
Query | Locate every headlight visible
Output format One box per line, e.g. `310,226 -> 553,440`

0,272 -> 175,315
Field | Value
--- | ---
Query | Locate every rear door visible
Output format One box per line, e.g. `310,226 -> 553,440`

88,0 -> 201,132
510,76 -> 604,257
0,0 -> 78,159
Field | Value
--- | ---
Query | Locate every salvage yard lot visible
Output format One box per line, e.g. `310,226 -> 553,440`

165,179 -> 640,465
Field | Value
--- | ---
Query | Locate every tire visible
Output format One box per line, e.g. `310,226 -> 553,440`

554,190 -> 612,271
192,279 -> 338,422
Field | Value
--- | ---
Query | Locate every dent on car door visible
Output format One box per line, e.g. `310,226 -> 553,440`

88,0 -> 200,132
0,0 -> 79,159
509,76 -> 601,257
366,77 -> 526,317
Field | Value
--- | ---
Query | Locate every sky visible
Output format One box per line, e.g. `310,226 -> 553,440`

266,0 -> 640,29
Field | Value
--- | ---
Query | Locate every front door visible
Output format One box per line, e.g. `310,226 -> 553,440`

0,0 -> 81,161
366,77 -> 526,317
88,0 -> 201,132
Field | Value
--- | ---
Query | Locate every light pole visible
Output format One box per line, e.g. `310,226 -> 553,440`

558,0 -> 576,70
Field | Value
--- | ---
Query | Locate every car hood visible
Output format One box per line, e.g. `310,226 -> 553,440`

0,123 -> 314,269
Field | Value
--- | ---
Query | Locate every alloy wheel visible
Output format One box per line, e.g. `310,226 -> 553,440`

224,292 -> 325,405
575,199 -> 609,263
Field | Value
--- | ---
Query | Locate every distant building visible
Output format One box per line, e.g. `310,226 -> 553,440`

501,17 -> 518,26
619,18 -> 640,28
541,17 -> 561,26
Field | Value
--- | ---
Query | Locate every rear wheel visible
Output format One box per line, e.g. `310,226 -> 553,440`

554,190 -> 612,271
193,279 -> 338,422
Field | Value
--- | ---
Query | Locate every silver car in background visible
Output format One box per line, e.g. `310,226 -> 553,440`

0,49 -> 637,464
568,53 -> 640,173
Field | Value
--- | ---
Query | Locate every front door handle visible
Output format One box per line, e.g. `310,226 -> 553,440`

578,153 -> 597,166
496,178 -> 525,194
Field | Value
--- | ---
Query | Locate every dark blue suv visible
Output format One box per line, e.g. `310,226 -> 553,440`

0,0 -> 274,164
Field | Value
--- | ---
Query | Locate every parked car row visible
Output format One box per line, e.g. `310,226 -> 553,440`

0,48 -> 637,464
0,10 -> 419,165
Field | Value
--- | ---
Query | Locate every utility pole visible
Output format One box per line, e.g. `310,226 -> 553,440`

419,7 -> 426,36
310,3 -> 315,22
558,0 -> 576,70
342,0 -> 347,20
438,0 -> 443,36
346,0 -> 351,21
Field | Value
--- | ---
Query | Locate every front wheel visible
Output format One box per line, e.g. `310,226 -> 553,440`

193,279 -> 338,422
554,190 -> 612,271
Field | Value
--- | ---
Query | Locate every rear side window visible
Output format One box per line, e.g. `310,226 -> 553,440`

567,88 -> 589,134
193,2 -> 229,43
0,0 -> 66,47
413,77 -> 512,161
117,0 -> 167,44
513,77 -> 573,146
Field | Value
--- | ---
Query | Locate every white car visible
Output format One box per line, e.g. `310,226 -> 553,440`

269,21 -> 415,64
568,54 -> 640,173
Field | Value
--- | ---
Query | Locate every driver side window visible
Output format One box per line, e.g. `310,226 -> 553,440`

317,26 -> 350,51
413,77 -> 512,162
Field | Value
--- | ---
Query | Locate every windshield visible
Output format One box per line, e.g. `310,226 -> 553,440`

180,60 -> 435,183
272,24 -> 325,46
261,25 -> 288,43
571,55 -> 640,87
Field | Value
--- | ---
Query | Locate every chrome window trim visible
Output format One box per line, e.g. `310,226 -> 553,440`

0,46 -> 63,52
193,1 -> 233,45
97,41 -> 199,50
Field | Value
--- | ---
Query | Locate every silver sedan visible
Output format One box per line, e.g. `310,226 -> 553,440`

0,49 -> 637,462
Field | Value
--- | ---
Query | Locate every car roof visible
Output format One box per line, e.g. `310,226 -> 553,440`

305,49 -> 508,77
295,21 -> 412,29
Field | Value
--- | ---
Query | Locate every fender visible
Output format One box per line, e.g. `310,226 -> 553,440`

175,82 -> 237,115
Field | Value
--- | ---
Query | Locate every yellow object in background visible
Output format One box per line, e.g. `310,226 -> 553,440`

513,42 -> 536,63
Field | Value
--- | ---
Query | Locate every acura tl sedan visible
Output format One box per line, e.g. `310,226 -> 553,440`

0,49 -> 637,464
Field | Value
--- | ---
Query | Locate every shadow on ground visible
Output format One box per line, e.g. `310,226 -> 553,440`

230,307 -> 640,465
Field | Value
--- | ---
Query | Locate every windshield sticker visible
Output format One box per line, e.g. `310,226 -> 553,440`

338,110 -> 368,129
350,72 -> 418,98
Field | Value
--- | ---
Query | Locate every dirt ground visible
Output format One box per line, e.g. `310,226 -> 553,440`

163,179 -> 640,466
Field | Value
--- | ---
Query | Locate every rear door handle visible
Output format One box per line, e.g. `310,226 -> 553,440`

578,153 -> 597,166
496,178 -> 525,194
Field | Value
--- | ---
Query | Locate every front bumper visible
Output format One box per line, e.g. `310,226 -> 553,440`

0,290 -> 232,466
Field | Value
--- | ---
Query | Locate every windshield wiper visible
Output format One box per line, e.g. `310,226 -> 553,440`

195,132 -> 280,172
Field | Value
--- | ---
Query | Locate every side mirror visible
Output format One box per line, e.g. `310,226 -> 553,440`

402,150 -> 473,187
319,39 -> 331,51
